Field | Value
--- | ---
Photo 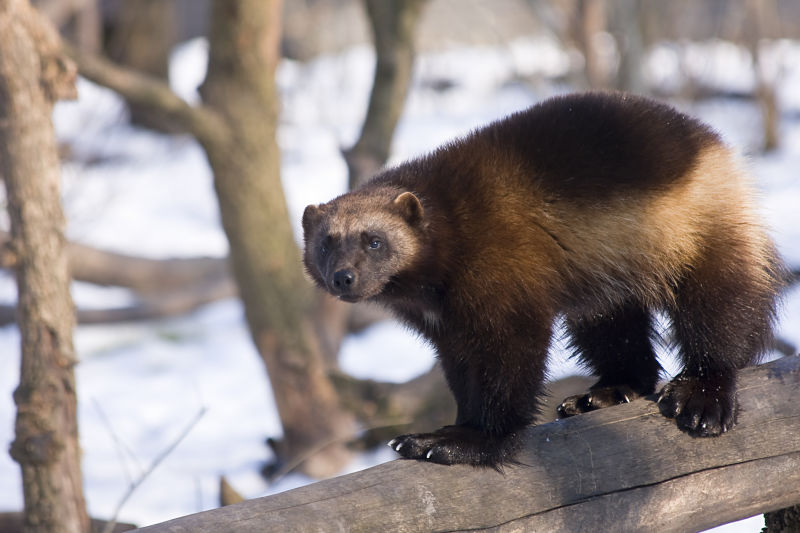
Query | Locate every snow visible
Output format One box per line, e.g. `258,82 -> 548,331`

2,36 -> 800,531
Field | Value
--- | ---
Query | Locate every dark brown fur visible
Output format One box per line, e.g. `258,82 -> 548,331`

302,92 -> 786,467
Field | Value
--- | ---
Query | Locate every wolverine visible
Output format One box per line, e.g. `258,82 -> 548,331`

302,92 -> 785,467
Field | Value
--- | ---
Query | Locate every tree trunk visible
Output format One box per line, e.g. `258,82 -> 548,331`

344,0 -> 427,188
610,0 -> 646,94
105,0 -> 178,132
66,0 -> 429,479
745,0 -> 781,153
0,1 -> 88,532
571,0 -> 609,89
197,0 -> 356,478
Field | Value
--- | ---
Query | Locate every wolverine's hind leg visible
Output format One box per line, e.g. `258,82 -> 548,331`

658,240 -> 783,436
558,304 -> 661,418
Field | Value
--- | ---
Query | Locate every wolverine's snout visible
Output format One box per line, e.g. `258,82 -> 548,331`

332,269 -> 356,291
330,268 -> 362,301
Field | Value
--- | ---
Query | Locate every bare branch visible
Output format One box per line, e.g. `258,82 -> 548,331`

0,281 -> 236,326
0,230 -> 229,293
0,229 -> 236,326
64,43 -> 230,145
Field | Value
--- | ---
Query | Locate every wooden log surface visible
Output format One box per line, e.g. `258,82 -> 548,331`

136,355 -> 800,533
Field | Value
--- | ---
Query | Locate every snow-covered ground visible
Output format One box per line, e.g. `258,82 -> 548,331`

1,37 -> 799,531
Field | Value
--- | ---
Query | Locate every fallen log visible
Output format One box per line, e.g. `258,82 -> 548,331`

133,355 -> 800,532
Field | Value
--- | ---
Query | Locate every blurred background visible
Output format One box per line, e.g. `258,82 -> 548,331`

1,0 -> 799,531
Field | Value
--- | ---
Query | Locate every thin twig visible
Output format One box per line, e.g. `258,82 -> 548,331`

92,398 -> 144,486
102,407 -> 207,533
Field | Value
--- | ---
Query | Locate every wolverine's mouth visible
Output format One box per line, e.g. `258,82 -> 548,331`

338,294 -> 363,303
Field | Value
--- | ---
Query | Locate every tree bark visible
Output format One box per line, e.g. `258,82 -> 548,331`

131,355 -> 800,533
344,0 -> 427,189
0,1 -> 89,532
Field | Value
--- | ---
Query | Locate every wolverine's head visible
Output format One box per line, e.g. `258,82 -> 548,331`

302,188 -> 425,302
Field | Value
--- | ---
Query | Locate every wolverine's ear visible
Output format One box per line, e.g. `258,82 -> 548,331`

302,204 -> 324,235
393,192 -> 424,226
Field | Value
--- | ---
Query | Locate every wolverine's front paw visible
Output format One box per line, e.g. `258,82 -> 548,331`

557,385 -> 638,418
388,425 -> 519,468
388,432 -> 457,464
657,375 -> 736,437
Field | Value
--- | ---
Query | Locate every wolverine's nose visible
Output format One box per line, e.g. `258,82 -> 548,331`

332,269 -> 356,291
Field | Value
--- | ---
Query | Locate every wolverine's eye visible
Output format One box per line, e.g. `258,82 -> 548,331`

320,243 -> 329,256
362,232 -> 386,251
